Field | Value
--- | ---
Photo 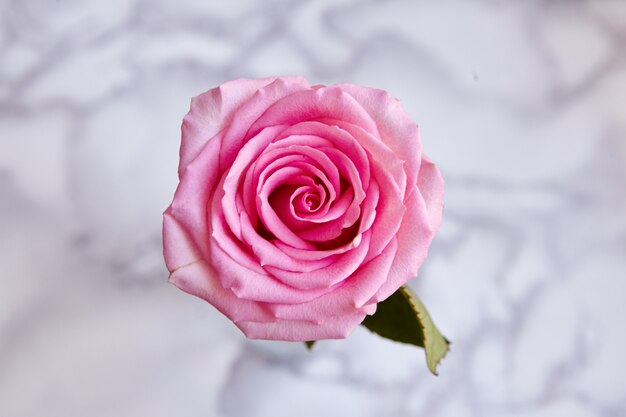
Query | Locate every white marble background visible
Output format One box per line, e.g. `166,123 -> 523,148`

1,0 -> 625,416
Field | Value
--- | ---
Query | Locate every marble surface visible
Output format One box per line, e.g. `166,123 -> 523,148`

1,0 -> 625,416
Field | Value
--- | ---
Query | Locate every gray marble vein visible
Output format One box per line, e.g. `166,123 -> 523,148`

0,0 -> 625,416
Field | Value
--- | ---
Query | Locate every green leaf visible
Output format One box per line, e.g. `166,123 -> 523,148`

304,341 -> 316,350
361,285 -> 450,375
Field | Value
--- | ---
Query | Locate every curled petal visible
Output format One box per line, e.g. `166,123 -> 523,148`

210,234 -> 333,304
273,121 -> 371,189
265,231 -> 372,290
239,210 -> 336,272
222,125 -> 288,240
268,236 -> 398,321
257,166 -> 318,249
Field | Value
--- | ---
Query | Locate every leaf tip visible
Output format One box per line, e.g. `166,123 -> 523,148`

426,337 -> 451,376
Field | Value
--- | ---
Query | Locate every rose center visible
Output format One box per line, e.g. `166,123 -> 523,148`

302,193 -> 320,210
292,186 -> 323,215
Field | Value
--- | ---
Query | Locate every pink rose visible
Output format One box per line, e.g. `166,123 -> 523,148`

163,76 -> 444,341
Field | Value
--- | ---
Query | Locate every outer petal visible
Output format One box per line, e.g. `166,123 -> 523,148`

370,183 -> 437,303
163,213 -> 202,273
247,86 -> 381,140
336,83 -> 422,190
236,310 -> 369,341
220,77 -> 310,168
165,215 -> 275,323
180,76 -> 307,176
167,132 -> 223,259
418,155 -> 445,232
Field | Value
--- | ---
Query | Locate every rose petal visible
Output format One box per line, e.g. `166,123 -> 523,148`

257,165 -> 318,249
253,144 -> 341,203
268,169 -> 335,230
162,213 -> 202,273
273,234 -> 359,261
268,236 -> 398,320
220,77 -> 310,168
222,125 -> 289,240
418,155 -> 445,231
167,132 -> 223,259
335,83 -> 422,189
281,146 -> 365,244
212,185 -> 336,303
264,231 -> 371,290
327,120 -> 406,200
273,121 -> 371,189
293,188 -> 355,241
239,210 -> 336,272
180,76 -> 306,176
370,184 -> 436,302
247,86 -> 380,140
210,235 -> 333,304
236,310 -> 369,341
169,259 -> 276,323
253,145 -> 362,244
362,172 -> 405,263
358,178 -> 379,234
165,214 -> 275,323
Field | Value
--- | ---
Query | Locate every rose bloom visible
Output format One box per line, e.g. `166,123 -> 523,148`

163,76 -> 444,341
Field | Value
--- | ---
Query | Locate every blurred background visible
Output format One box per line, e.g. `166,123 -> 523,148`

1,0 -> 625,416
